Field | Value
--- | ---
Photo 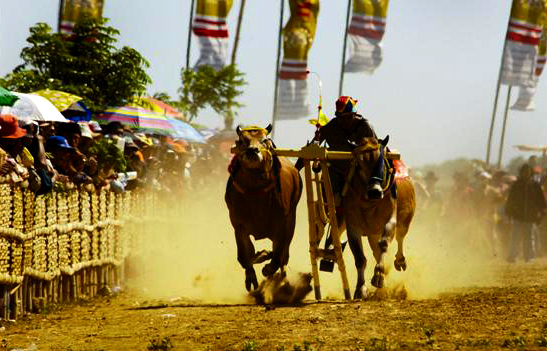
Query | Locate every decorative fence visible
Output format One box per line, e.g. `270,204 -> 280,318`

0,184 -> 151,320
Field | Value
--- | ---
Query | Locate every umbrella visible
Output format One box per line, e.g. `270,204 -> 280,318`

32,89 -> 83,112
95,106 -> 175,134
130,97 -> 184,119
0,93 -> 68,122
166,118 -> 206,143
0,86 -> 18,107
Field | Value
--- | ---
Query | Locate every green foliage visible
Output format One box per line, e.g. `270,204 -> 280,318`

502,334 -> 526,348
88,138 -> 127,173
147,337 -> 173,351
242,340 -> 258,351
178,64 -> 246,127
0,17 -> 151,112
364,337 -> 391,351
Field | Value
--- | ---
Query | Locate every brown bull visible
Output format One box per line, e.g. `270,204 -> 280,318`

225,124 -> 302,291
343,136 -> 416,299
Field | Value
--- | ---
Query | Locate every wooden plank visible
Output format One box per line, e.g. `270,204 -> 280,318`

304,161 -> 321,300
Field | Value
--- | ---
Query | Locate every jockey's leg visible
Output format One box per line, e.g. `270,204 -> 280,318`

367,146 -> 385,199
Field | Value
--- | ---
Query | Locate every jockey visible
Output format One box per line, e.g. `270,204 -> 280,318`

298,96 -> 384,202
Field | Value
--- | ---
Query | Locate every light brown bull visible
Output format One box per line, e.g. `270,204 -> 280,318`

343,136 -> 416,299
225,125 -> 302,291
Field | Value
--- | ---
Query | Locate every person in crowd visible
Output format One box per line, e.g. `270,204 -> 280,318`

505,163 -> 547,262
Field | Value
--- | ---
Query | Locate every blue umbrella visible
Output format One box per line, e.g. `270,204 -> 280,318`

167,118 -> 206,143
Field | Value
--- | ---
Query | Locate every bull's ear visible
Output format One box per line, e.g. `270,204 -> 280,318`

236,125 -> 242,136
265,124 -> 273,135
381,135 -> 389,147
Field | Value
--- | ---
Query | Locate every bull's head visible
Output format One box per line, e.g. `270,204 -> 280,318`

353,136 -> 389,199
234,124 -> 274,172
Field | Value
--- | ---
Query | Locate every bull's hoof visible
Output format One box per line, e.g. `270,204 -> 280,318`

262,262 -> 279,277
353,286 -> 368,300
394,256 -> 407,271
371,268 -> 385,289
245,269 -> 258,291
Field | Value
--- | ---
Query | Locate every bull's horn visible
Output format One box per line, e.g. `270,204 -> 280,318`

381,135 -> 390,146
236,125 -> 242,136
265,124 -> 273,135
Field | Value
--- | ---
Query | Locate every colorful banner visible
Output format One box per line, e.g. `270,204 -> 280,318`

501,0 -> 547,87
192,0 -> 234,70
512,26 -> 547,111
59,0 -> 105,34
275,0 -> 319,120
344,0 -> 389,74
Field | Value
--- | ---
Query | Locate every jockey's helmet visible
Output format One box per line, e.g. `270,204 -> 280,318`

335,96 -> 358,116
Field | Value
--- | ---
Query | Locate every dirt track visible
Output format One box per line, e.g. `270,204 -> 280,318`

2,260 -> 546,351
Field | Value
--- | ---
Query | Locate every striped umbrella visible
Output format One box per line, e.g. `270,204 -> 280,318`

130,97 -> 184,119
95,106 -> 175,134
166,118 -> 206,143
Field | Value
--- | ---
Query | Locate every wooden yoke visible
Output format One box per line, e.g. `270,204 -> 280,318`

274,144 -> 401,300
274,144 -> 351,300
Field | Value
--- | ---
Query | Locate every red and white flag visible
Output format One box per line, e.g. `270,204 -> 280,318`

344,0 -> 389,74
192,0 -> 233,70
275,0 -> 319,120
512,26 -> 546,111
500,0 -> 546,87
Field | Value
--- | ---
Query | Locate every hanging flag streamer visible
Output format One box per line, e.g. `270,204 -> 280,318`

344,0 -> 389,74
501,0 -> 546,88
192,0 -> 234,70
59,0 -> 104,35
512,26 -> 547,111
275,0 -> 319,120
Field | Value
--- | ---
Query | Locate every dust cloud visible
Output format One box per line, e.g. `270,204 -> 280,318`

125,177 -> 508,303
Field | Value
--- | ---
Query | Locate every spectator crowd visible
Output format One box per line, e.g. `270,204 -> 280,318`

413,155 -> 547,264
0,114 -> 228,199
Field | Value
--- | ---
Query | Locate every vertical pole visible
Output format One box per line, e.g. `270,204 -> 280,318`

58,0 -> 65,33
186,0 -> 197,70
497,86 -> 513,168
486,3 -> 514,164
271,0 -> 285,140
304,162 -> 321,300
338,0 -> 352,97
320,160 -> 351,300
231,0 -> 247,65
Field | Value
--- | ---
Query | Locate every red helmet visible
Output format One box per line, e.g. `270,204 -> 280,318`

335,96 -> 358,116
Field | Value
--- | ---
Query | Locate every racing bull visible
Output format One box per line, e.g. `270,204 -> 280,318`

225,124 -> 302,291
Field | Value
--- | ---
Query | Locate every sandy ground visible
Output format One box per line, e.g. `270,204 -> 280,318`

2,260 -> 546,351
2,180 -> 547,350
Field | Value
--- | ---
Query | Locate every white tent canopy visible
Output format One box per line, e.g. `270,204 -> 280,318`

0,92 -> 68,122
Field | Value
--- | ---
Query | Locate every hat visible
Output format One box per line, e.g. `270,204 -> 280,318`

88,121 -> 102,133
78,122 -> 100,139
335,96 -> 358,116
0,115 -> 27,139
124,136 -> 139,150
46,136 -> 75,151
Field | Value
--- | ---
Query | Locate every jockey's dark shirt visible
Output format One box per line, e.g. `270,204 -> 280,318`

316,114 -> 376,174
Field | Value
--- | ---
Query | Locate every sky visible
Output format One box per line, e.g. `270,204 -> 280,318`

1,0 -> 546,167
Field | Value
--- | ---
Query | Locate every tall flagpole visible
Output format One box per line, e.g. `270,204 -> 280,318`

186,0 -> 196,69
271,0 -> 285,140
485,2 -> 513,164
338,0 -> 352,96
58,0 -> 65,33
497,86 -> 513,168
231,0 -> 247,64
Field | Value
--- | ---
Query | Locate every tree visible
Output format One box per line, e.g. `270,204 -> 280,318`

0,17 -> 151,112
178,64 -> 246,130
